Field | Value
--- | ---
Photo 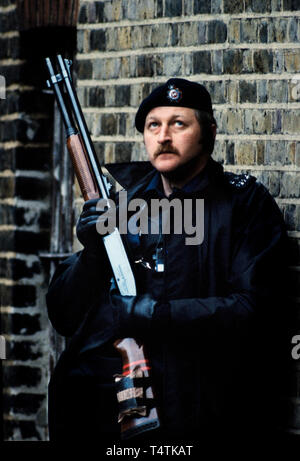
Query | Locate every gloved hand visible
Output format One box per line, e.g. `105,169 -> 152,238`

109,279 -> 171,339
76,198 -> 110,256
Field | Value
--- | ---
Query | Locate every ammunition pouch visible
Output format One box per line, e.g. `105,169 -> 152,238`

114,367 -> 155,423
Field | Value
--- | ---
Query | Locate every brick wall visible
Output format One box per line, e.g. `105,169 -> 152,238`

0,0 -> 300,441
0,0 -> 54,441
76,0 -> 300,436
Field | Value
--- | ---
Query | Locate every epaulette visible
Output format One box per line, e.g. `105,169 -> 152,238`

224,172 -> 256,190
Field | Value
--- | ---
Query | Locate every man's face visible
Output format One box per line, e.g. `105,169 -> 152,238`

143,106 -> 204,175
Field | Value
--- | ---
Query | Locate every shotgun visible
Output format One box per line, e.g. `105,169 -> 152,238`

45,55 -> 160,439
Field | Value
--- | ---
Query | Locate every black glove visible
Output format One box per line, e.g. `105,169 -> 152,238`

110,279 -> 171,338
76,198 -> 110,256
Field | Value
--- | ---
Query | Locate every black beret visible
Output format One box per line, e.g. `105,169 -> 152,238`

135,78 -> 213,133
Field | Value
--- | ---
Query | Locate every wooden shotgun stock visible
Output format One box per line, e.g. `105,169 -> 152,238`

46,56 -> 160,439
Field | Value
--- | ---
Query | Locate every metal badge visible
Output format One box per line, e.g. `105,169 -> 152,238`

134,246 -> 164,273
153,247 -> 164,272
228,173 -> 251,189
167,84 -> 182,103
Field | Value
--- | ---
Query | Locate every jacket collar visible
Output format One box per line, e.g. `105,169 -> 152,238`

105,161 -> 155,190
105,157 -> 224,196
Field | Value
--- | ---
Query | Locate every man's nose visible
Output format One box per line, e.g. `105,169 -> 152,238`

157,124 -> 171,144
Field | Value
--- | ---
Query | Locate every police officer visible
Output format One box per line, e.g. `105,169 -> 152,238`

46,79 -> 289,444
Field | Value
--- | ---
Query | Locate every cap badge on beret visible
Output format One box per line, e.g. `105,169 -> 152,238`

167,84 -> 182,103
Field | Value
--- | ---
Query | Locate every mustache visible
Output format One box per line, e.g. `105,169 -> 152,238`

154,145 -> 179,157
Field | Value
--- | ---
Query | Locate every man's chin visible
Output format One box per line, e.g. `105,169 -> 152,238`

156,165 -> 179,177
159,166 -> 182,180
153,157 -> 180,174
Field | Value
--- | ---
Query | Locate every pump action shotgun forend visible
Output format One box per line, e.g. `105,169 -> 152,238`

45,55 -> 160,439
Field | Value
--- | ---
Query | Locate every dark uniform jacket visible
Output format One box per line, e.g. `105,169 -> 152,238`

46,157 -> 289,443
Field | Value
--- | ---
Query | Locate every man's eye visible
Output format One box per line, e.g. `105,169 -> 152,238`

175,120 -> 184,126
148,121 -> 158,128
